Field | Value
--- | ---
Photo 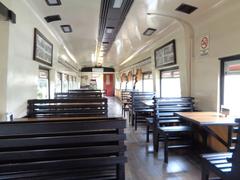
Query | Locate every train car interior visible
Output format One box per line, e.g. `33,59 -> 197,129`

0,0 -> 240,179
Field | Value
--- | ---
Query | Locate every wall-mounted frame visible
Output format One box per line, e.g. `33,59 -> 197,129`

154,39 -> 176,68
33,28 -> 53,66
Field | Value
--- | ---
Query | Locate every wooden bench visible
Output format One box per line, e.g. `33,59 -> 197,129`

27,98 -> 108,118
55,92 -> 103,99
148,97 -> 194,163
201,118 -> 240,180
0,117 -> 127,179
121,90 -> 131,117
129,92 -> 155,130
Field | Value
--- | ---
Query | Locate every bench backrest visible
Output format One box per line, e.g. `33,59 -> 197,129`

0,117 -> 126,179
27,98 -> 108,118
154,97 -> 194,119
131,92 -> 155,110
55,92 -> 102,99
121,90 -> 131,102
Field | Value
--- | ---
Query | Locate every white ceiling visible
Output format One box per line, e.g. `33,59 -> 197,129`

27,0 -> 232,68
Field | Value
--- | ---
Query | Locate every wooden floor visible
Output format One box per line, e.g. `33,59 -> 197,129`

108,97 -> 202,180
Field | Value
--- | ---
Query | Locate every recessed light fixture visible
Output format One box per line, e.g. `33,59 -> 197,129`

143,28 -> 156,36
113,0 -> 123,8
44,15 -> 61,23
61,25 -> 72,33
176,3 -> 198,14
45,0 -> 61,6
106,27 -> 114,33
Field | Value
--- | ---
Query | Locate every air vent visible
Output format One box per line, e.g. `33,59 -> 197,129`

61,25 -> 72,33
98,0 -> 134,56
45,0 -> 61,6
143,28 -> 156,36
176,3 -> 198,14
44,15 -> 61,23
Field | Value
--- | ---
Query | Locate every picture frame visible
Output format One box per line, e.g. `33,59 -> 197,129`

33,28 -> 53,66
154,39 -> 176,68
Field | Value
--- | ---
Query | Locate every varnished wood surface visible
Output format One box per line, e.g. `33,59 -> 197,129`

108,97 -> 202,180
176,112 -> 237,126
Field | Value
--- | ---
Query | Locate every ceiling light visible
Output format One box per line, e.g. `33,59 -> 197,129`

61,25 -> 72,33
106,27 -> 114,33
44,15 -> 61,23
113,0 -> 123,8
143,28 -> 156,36
45,0 -> 61,6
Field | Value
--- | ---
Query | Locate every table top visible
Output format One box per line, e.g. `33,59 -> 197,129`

141,100 -> 153,106
175,112 -> 238,126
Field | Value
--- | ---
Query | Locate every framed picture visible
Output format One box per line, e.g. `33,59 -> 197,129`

33,28 -> 53,66
154,40 -> 176,68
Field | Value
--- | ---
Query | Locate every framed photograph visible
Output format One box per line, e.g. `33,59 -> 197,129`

33,28 -> 53,66
154,40 -> 176,68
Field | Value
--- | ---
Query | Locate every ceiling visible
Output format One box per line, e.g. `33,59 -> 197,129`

26,0 -> 232,69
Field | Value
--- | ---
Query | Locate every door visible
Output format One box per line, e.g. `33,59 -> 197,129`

103,74 -> 114,96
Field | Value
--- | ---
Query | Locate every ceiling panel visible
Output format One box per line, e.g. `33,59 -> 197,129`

26,0 -> 236,68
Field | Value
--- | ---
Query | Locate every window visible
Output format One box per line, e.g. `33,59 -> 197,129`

143,72 -> 153,92
160,68 -> 181,97
62,74 -> 69,92
69,75 -> 73,90
56,72 -> 62,93
220,56 -> 240,115
121,81 -> 127,90
37,68 -> 49,99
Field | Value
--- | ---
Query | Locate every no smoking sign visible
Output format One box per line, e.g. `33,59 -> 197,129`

200,35 -> 209,56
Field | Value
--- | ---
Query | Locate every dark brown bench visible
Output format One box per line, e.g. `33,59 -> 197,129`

0,117 -> 127,179
201,118 -> 240,180
121,90 -> 131,117
55,92 -> 103,99
27,98 -> 108,118
129,92 -> 155,130
147,97 -> 194,163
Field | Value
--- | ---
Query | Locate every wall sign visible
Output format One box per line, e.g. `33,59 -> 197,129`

200,34 -> 209,56
154,40 -> 176,68
33,28 -> 53,66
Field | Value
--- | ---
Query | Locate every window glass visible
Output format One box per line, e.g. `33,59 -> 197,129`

126,80 -> 133,90
135,80 -> 143,91
62,74 -> 69,92
69,75 -> 73,90
160,68 -> 181,97
121,81 -> 127,90
143,72 -> 153,92
222,60 -> 240,114
37,69 -> 49,99
55,72 -> 62,93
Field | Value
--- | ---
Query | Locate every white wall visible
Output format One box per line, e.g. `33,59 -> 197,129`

0,0 -> 79,118
119,22 -> 189,97
0,21 -> 9,118
192,2 -> 240,111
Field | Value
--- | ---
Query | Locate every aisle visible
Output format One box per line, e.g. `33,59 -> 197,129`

107,97 -> 201,180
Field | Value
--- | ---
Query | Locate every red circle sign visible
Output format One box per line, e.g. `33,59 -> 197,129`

201,36 -> 208,49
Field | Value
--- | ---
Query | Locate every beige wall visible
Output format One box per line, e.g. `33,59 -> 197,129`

0,0 -> 79,118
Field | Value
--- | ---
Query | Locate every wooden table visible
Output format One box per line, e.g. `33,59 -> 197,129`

141,100 -> 153,107
175,112 -> 238,151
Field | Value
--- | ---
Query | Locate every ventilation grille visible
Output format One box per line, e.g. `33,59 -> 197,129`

176,3 -> 198,14
44,15 -> 61,23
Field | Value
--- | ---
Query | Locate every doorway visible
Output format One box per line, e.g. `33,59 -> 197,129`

103,74 -> 114,96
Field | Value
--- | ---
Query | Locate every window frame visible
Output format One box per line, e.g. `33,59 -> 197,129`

219,54 -> 240,108
38,66 -> 50,99
160,66 -> 180,98
142,71 -> 153,92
